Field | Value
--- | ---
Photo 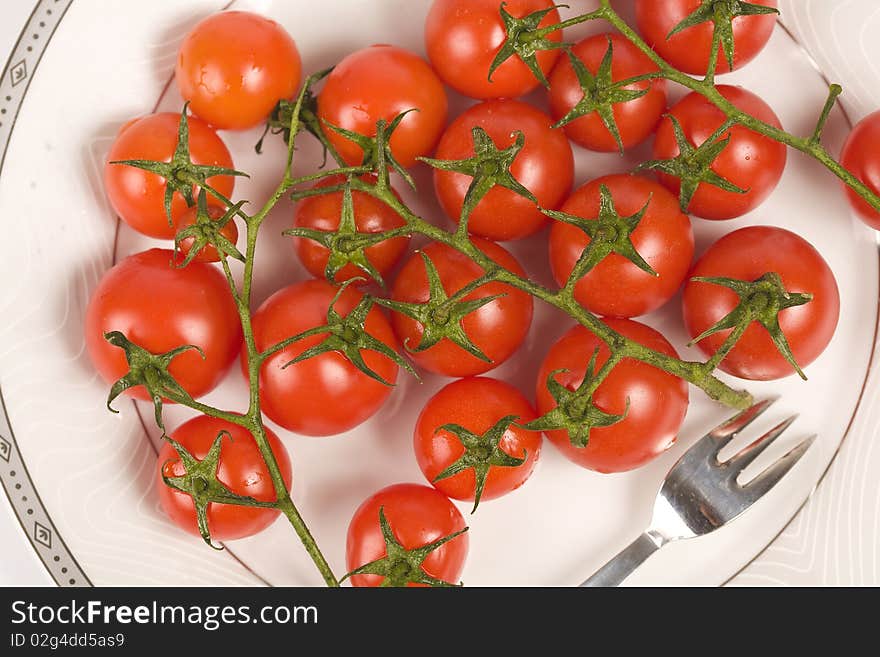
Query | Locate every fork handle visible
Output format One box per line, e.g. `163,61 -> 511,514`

580,531 -> 664,587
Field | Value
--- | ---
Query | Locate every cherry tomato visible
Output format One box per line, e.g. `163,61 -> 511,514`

176,11 -> 302,131
389,239 -> 534,378
840,110 -> 880,230
682,226 -> 840,380
292,175 -> 410,284
635,0 -> 778,75
547,33 -> 667,152
104,113 -> 236,239
536,318 -> 688,473
317,45 -> 448,168
549,174 -> 694,318
157,415 -> 292,541
346,483 -> 468,587
652,85 -> 786,220
248,279 -> 400,436
414,377 -> 541,507
172,203 -> 239,264
85,249 -> 242,401
424,0 -> 562,99
433,99 -> 574,241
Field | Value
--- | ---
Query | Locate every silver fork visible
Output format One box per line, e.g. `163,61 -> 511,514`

582,398 -> 816,587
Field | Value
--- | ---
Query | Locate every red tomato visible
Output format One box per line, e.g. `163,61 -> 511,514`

682,226 -> 840,380
547,33 -> 667,152
248,279 -> 399,436
635,0 -> 778,75
292,175 -> 410,284
433,99 -> 574,241
176,11 -> 302,130
549,174 -> 694,318
317,45 -> 448,168
172,203 -> 239,264
652,85 -> 786,220
840,110 -> 880,230
346,483 -> 468,587
389,239 -> 534,377
157,415 -> 291,541
424,0 -> 562,99
85,249 -> 242,401
104,113 -> 236,239
536,318 -> 688,473
414,377 -> 541,506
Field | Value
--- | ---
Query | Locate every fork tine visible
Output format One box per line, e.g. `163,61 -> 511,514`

727,415 -> 798,470
707,397 -> 778,453
742,435 -> 816,499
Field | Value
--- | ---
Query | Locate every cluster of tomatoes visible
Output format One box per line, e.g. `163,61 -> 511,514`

83,0 -> 880,586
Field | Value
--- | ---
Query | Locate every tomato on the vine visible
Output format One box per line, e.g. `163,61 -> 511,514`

104,113 -> 236,239
424,0 -> 562,99
840,110 -> 880,231
548,174 -> 694,318
176,11 -> 302,131
414,377 -> 541,508
432,99 -> 573,241
317,45 -> 448,168
536,318 -> 688,473
172,203 -> 239,264
157,415 -> 292,541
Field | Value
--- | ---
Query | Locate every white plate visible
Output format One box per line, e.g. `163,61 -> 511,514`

0,0 -> 877,586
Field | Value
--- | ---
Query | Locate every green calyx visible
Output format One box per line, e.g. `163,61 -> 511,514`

522,349 -> 628,448
637,115 -> 746,212
110,103 -> 249,226
161,431 -> 276,549
489,2 -> 570,88
433,415 -> 527,514
103,331 -> 204,431
690,272 -> 813,379
554,37 -> 652,154
375,252 -> 503,363
174,189 -> 246,268
342,507 -> 468,587
668,0 -> 779,73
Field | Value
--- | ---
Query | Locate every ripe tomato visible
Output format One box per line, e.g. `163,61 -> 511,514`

317,45 -> 448,168
176,11 -> 302,131
292,175 -> 410,284
536,318 -> 688,473
652,85 -> 786,220
549,174 -> 694,318
424,0 -> 562,99
157,415 -> 292,541
172,203 -> 239,264
414,377 -> 541,507
840,110 -> 880,230
547,33 -> 667,152
248,279 -> 400,436
682,226 -> 840,380
346,483 -> 468,587
85,249 -> 242,401
635,0 -> 778,75
432,99 -> 574,241
104,113 -> 236,239
389,239 -> 534,378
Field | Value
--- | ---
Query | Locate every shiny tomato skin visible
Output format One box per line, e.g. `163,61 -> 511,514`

389,239 -> 534,377
682,226 -> 840,380
176,11 -> 302,130
424,0 -> 562,99
248,280 -> 399,436
433,99 -> 574,241
548,33 -> 667,152
346,483 -> 468,587
293,175 -> 410,284
157,416 -> 292,541
85,249 -> 242,401
536,318 -> 688,473
635,0 -> 778,75
840,110 -> 880,230
414,377 -> 541,504
317,45 -> 448,168
104,113 -> 236,239
549,174 -> 694,318
172,203 -> 240,264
